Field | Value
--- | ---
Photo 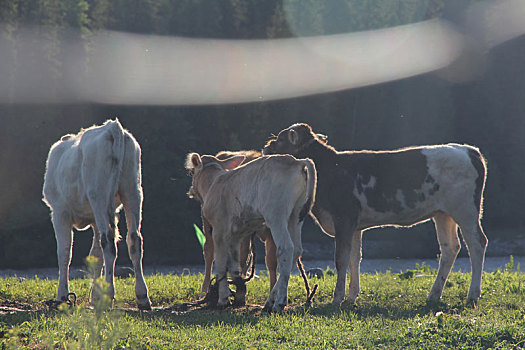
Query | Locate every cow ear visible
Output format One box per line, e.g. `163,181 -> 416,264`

317,133 -> 328,144
185,153 -> 202,170
221,155 -> 245,170
288,129 -> 299,145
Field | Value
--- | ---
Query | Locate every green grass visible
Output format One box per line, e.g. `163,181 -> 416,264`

1,263 -> 524,349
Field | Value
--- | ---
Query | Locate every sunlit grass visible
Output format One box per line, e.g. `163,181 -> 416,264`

1,263 -> 524,349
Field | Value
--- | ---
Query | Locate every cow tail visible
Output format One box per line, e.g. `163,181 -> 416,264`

467,147 -> 487,218
106,119 -> 126,241
299,159 -> 317,222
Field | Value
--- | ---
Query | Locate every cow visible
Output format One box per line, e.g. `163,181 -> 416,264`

263,123 -> 488,305
42,119 -> 151,310
193,150 -> 277,303
185,152 -> 316,312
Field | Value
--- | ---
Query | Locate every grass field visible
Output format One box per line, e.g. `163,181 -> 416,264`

1,260 -> 524,349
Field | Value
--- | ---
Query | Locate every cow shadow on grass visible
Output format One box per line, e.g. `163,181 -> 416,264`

121,292 -> 472,328
302,298 -> 471,321
123,304 -> 265,328
1,297 -> 472,331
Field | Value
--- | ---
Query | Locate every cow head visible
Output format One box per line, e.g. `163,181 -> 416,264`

185,153 -> 245,202
263,123 -> 327,156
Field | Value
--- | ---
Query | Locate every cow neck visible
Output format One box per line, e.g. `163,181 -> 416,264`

297,139 -> 336,167
198,163 -> 226,200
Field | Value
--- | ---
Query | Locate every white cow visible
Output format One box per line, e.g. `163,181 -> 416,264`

186,153 -> 316,312
43,119 -> 151,310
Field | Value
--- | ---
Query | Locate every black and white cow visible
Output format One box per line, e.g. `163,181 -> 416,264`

263,123 -> 488,305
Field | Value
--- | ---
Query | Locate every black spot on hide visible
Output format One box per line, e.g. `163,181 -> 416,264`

356,150 -> 430,213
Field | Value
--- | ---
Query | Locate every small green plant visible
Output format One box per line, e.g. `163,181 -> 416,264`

193,224 -> 206,248
56,256 -> 129,349
504,255 -> 514,272
67,305 -> 128,349
415,262 -> 434,274
398,269 -> 416,280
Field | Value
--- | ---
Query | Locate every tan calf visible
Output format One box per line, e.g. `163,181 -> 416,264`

186,153 -> 316,312
195,150 -> 277,304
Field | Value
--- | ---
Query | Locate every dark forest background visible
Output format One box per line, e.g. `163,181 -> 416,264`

1,0 -> 525,269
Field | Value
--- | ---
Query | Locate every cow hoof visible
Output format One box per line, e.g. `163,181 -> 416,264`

332,292 -> 345,306
331,299 -> 343,307
138,300 -> 152,311
272,303 -> 286,313
232,299 -> 246,308
341,299 -> 357,309
262,301 -> 273,313
217,300 -> 231,310
467,290 -> 481,303
465,298 -> 478,308
426,294 -> 442,307
425,298 -> 446,311
137,294 -> 151,310
427,291 -> 442,302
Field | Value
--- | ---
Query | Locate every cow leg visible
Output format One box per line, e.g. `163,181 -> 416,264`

121,193 -> 151,310
87,225 -> 105,305
273,220 -> 303,313
333,236 -> 350,305
201,219 -> 214,297
428,212 -> 460,301
289,219 -> 304,272
52,211 -> 73,302
102,227 -> 117,304
213,233 -> 231,308
347,230 -> 363,305
239,235 -> 252,277
263,230 -> 278,291
455,215 -> 487,302
264,222 -> 293,313
228,239 -> 246,306
88,225 -> 104,278
87,196 -> 117,304
332,219 -> 361,305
